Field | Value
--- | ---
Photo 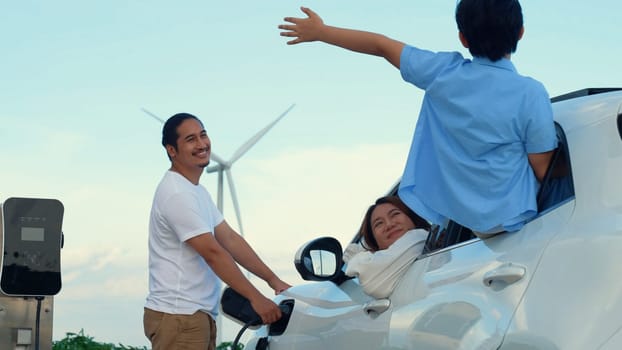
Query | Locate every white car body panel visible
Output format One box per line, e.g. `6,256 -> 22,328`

500,92 -> 622,350
240,89 -> 622,350
388,200 -> 574,350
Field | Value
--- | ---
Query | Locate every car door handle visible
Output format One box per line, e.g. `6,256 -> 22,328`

364,299 -> 391,318
483,263 -> 526,287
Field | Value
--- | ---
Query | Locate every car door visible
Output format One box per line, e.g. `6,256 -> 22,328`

247,236 -> 397,350
254,277 -> 394,350
385,200 -> 575,350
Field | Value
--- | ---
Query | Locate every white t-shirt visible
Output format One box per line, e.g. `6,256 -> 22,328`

344,229 -> 429,299
145,170 -> 224,317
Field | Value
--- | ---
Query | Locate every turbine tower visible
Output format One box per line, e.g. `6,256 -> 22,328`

203,103 -> 295,236
141,104 -> 296,237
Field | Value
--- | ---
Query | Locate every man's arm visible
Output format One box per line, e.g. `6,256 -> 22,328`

214,220 -> 291,294
528,150 -> 555,182
185,233 -> 282,324
279,6 -> 405,69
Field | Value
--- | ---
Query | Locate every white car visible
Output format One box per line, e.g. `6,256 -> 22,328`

230,88 -> 622,350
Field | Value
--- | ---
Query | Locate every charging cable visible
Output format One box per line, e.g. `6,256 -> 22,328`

230,304 -> 292,350
231,316 -> 261,350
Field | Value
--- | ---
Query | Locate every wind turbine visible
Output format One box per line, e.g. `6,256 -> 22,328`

203,103 -> 295,236
141,104 -> 296,237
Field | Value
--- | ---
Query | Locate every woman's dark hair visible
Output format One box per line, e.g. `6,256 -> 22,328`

456,0 -> 523,61
358,195 -> 430,252
161,113 -> 202,160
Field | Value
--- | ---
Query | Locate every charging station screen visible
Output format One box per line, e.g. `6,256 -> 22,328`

21,227 -> 45,242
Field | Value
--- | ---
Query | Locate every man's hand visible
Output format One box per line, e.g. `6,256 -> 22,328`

279,6 -> 324,45
268,276 -> 291,295
250,295 -> 282,324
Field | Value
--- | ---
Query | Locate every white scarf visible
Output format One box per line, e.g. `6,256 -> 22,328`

344,228 -> 429,299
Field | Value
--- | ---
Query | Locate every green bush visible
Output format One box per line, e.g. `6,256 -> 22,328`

53,329 -> 242,350
216,341 -> 244,350
52,329 -> 148,350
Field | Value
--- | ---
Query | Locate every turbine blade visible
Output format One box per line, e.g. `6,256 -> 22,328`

205,160 -> 229,173
205,165 -> 220,174
229,103 -> 296,164
225,169 -> 244,237
141,107 -> 166,124
210,152 -> 226,165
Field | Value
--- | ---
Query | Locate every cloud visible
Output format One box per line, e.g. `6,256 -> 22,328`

60,244 -> 147,298
229,142 -> 409,251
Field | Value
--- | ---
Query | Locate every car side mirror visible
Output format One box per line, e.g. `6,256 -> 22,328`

294,236 -> 344,282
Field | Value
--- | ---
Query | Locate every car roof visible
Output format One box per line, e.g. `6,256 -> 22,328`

552,88 -> 622,134
551,88 -> 622,103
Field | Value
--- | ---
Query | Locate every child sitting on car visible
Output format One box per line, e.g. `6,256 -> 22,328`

279,0 -> 557,237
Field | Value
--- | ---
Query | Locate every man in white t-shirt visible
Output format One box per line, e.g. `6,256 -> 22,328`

144,113 -> 290,350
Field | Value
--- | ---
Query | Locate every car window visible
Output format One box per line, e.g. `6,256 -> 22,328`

536,122 -> 575,213
422,220 -> 474,254
420,123 -> 574,254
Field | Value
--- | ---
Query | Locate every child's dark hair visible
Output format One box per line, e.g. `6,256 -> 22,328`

359,195 -> 431,252
456,0 -> 523,61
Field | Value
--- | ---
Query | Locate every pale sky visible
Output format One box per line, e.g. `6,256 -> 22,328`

1,0 -> 620,347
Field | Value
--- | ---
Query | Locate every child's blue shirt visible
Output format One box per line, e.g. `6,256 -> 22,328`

398,45 -> 557,232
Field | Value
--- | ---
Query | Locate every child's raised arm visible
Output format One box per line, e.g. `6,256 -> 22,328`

279,6 -> 405,69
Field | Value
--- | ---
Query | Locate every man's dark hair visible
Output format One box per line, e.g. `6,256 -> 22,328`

456,0 -> 523,61
162,113 -> 202,159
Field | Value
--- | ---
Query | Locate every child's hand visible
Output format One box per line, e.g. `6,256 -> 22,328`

279,6 -> 324,45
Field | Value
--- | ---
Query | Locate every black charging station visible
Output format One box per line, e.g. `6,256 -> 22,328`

1,197 -> 64,296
